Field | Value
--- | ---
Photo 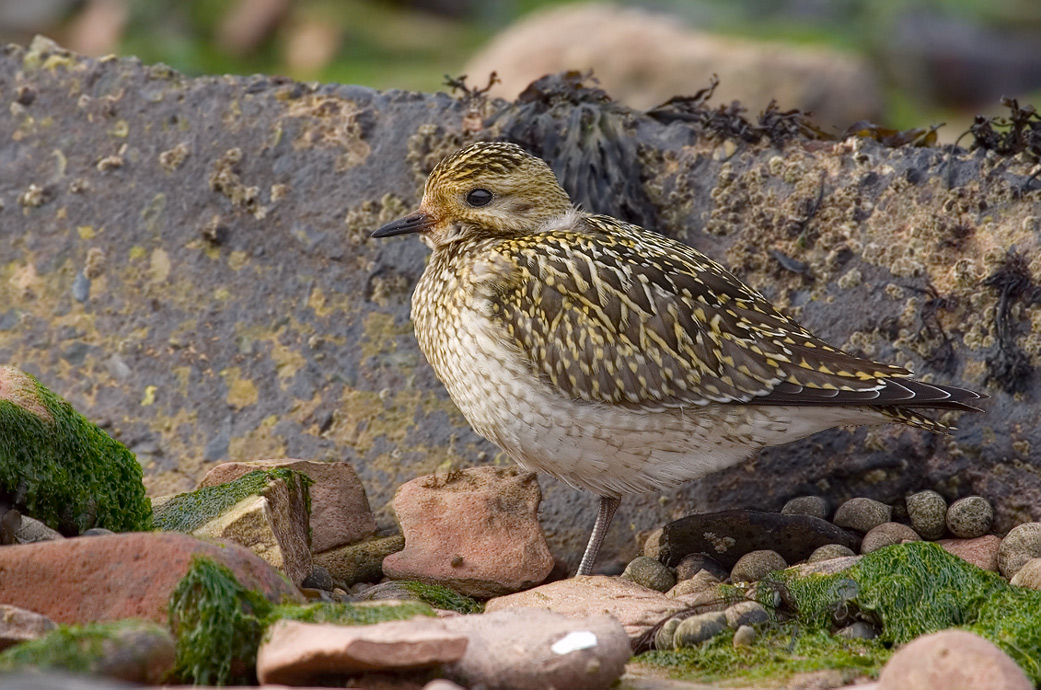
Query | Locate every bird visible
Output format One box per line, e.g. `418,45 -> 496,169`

372,141 -> 985,576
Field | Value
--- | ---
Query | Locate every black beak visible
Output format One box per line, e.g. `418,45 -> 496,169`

372,211 -> 436,238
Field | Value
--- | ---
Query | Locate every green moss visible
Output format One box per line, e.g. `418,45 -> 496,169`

639,542 -> 1041,685
270,600 -> 436,626
0,367 -> 152,534
153,467 -> 312,533
0,620 -> 169,676
395,580 -> 484,614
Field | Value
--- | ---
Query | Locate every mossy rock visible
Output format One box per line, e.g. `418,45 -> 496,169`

152,467 -> 312,533
638,541 -> 1041,685
0,366 -> 151,534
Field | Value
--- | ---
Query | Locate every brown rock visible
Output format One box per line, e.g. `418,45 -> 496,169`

0,604 -> 56,650
861,522 -> 921,554
257,618 -> 468,685
1009,558 -> 1041,589
998,523 -> 1041,579
382,467 -> 553,598
199,459 -> 377,552
0,532 -> 302,624
877,630 -> 1031,690
315,534 -> 405,588
937,535 -> 1001,572
485,575 -> 687,641
444,608 -> 630,690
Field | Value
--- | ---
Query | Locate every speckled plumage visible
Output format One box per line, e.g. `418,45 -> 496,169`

373,141 -> 983,575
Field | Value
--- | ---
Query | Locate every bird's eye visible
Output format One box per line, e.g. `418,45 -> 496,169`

465,188 -> 493,207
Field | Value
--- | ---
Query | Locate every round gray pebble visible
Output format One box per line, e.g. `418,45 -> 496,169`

836,621 -> 879,640
946,496 -> 994,539
808,543 -> 857,563
674,611 -> 728,647
675,552 -> 729,581
861,522 -> 921,554
733,624 -> 756,647
302,565 -> 334,591
731,550 -> 787,583
906,490 -> 948,540
655,616 -> 683,650
621,556 -> 676,592
780,495 -> 829,520
833,497 -> 892,533
667,569 -> 720,598
725,601 -> 769,629
998,522 -> 1041,579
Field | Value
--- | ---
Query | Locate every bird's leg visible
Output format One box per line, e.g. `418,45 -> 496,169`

576,495 -> 621,576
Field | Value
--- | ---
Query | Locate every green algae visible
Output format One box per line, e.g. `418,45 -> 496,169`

152,467 -> 312,533
0,619 -> 171,678
394,580 -> 484,614
638,541 -> 1041,685
0,366 -> 151,534
168,557 -> 440,686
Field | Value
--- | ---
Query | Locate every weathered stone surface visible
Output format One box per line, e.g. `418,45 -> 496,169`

731,549 -> 787,582
382,467 -> 553,597
674,611 -> 728,647
833,498 -> 892,534
485,575 -> 687,641
861,522 -> 921,553
946,496 -> 994,538
906,490 -> 948,540
315,534 -> 405,588
877,629 -> 1031,690
937,535 -> 1000,572
791,555 -> 861,577
621,556 -> 676,592
780,495 -> 830,520
0,604 -> 57,650
724,601 -> 770,629
1009,557 -> 1041,589
808,544 -> 857,563
199,458 -> 376,552
0,38 -> 1031,572
659,510 -> 860,568
0,532 -> 302,624
257,618 -> 468,685
998,523 -> 1041,579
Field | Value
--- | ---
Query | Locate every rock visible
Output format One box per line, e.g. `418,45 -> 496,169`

731,550 -> 787,582
80,528 -> 115,537
654,617 -> 682,650
781,496 -> 830,520
198,458 -> 377,553
724,601 -> 769,629
0,604 -> 57,651
837,622 -> 879,640
621,556 -> 675,592
13,515 -> 64,544
382,467 -> 553,598
301,565 -> 334,591
659,510 -> 860,569
424,681 -> 466,690
666,569 -> 720,599
791,555 -> 861,577
257,617 -> 469,685
877,629 -> 1031,690
485,575 -> 688,641
732,624 -> 756,647
946,496 -> 994,539
808,544 -> 857,563
0,532 -> 302,624
642,527 -> 665,560
906,490 -> 948,540
463,3 -> 884,128
673,612 -> 728,647
861,522 -> 922,554
937,535 -> 1001,572
443,608 -> 630,690
315,534 -> 405,588
1009,558 -> 1041,589
674,552 -> 729,581
0,620 -> 175,685
833,498 -> 892,534
998,523 -> 1041,579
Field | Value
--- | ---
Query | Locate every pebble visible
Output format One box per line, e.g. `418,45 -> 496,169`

654,617 -> 682,650
937,535 -> 1001,572
724,601 -> 769,629
730,550 -> 787,582
861,522 -> 921,554
13,515 -> 64,544
674,552 -> 729,581
833,498 -> 892,533
877,629 -> 1031,690
0,604 -> 57,651
301,564 -> 334,591
998,522 -> 1041,579
732,624 -> 756,647
1009,557 -> 1041,589
621,556 -> 676,592
836,621 -> 878,640
642,527 -> 665,560
906,490 -> 948,540
780,495 -> 830,520
946,496 -> 994,539
674,611 -> 728,647
80,528 -> 115,537
808,544 -> 856,563
666,569 -> 720,599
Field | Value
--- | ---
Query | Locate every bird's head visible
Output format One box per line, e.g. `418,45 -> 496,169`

372,141 -> 573,250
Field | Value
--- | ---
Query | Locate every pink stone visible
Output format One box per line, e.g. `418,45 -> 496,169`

878,630 -> 1030,690
937,535 -> 1001,572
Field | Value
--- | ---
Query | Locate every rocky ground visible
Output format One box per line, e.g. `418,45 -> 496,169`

2,367 -> 1041,689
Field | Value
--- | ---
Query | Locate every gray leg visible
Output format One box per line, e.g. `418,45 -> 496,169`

577,495 -> 621,576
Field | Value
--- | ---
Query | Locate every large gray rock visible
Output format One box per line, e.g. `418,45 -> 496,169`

0,37 -> 1032,571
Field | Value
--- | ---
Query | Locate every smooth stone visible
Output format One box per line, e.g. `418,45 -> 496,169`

781,495 -> 830,520
724,601 -> 769,629
301,565 -> 334,591
861,522 -> 921,554
674,552 -> 729,581
666,569 -> 720,599
906,490 -> 948,540
833,498 -> 892,534
654,617 -> 682,650
1009,557 -> 1041,589
877,629 -> 1031,690
808,544 -> 857,563
673,612 -> 728,647
732,624 -> 756,647
998,523 -> 1041,579
0,604 -> 57,651
621,556 -> 676,592
946,496 -> 994,539
730,550 -> 787,582
14,515 -> 64,544
837,621 -> 879,640
937,535 -> 1001,572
